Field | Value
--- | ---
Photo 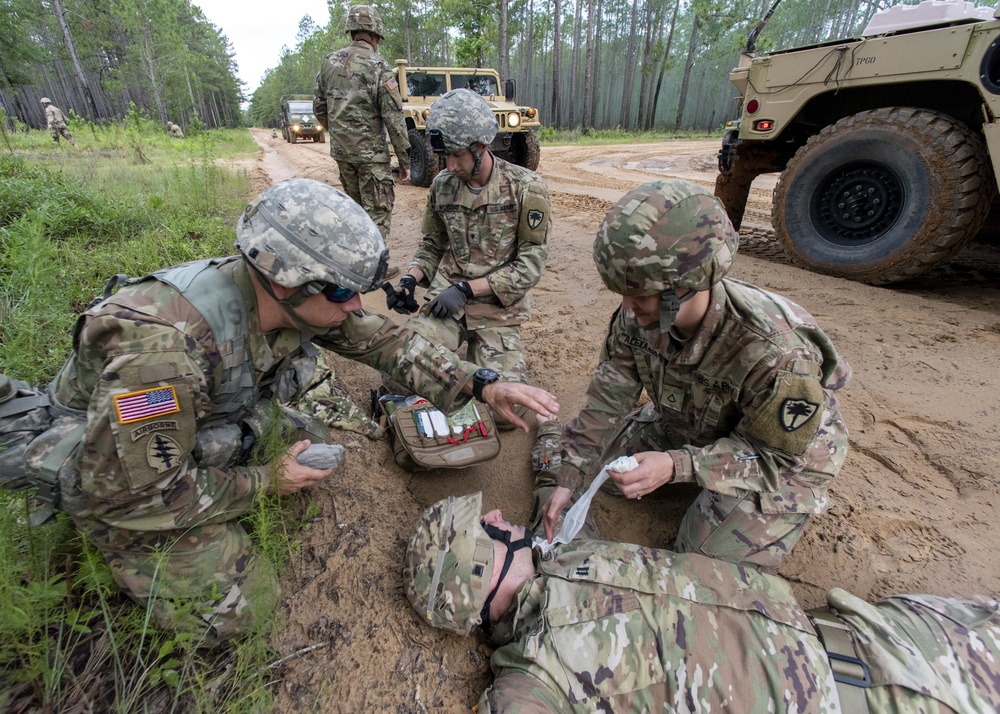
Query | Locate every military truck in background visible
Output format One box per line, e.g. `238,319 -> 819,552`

715,0 -> 1000,284
394,60 -> 542,187
280,95 -> 325,144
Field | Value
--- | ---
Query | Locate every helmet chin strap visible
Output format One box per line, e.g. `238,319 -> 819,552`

244,258 -> 319,335
470,145 -> 485,178
659,290 -> 698,333
478,522 -> 534,632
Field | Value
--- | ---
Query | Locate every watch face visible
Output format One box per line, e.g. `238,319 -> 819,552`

476,368 -> 499,382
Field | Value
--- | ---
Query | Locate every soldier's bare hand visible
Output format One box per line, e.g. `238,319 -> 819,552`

481,382 -> 559,432
269,440 -> 334,496
542,487 -> 573,543
399,168 -> 410,183
609,451 -> 674,500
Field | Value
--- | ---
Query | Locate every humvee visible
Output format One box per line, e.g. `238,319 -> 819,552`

394,60 -> 541,187
715,0 -> 1000,284
281,95 -> 325,144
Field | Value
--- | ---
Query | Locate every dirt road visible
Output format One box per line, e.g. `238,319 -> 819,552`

248,130 -> 1000,712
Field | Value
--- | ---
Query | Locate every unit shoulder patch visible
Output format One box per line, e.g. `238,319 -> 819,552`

744,373 -> 824,455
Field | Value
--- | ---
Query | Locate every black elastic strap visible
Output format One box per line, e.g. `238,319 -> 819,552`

479,522 -> 534,631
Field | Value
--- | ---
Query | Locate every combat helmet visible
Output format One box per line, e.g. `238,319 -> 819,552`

425,89 -> 498,155
40,97 -> 51,105
235,178 -> 388,299
593,179 -> 738,296
404,493 -> 495,636
345,5 -> 385,38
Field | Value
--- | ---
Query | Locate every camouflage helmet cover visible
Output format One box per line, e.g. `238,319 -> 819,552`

40,97 -> 52,104
403,492 -> 495,636
425,89 -> 498,153
593,179 -> 739,295
235,178 -> 387,293
345,5 -> 385,37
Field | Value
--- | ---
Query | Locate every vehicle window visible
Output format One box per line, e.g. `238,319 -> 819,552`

406,73 -> 446,96
450,74 -> 499,96
289,102 -> 313,113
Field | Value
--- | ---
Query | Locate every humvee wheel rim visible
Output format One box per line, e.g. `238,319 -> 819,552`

811,162 -> 904,245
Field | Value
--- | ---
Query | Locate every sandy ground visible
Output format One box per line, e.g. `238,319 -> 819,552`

246,130 -> 1000,712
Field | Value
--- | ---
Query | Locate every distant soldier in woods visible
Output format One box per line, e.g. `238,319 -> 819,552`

40,98 -> 75,146
314,5 -> 410,276
166,121 -> 184,138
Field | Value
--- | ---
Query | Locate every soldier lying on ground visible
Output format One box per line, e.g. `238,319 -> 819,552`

34,178 -> 558,646
384,89 -> 551,428
404,422 -> 1000,713
541,179 -> 851,570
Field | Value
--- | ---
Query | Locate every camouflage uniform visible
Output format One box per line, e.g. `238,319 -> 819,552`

43,101 -> 74,144
483,545 -> 1000,712
313,8 -> 409,242
560,179 -> 850,569
404,490 -> 1000,714
166,121 -> 184,138
405,156 -> 550,386
50,180 -> 478,645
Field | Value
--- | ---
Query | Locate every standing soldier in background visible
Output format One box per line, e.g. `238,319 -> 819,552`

314,4 -> 410,276
40,98 -> 75,146
166,121 -> 184,138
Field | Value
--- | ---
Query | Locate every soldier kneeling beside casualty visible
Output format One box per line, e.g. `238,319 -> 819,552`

17,178 -> 557,646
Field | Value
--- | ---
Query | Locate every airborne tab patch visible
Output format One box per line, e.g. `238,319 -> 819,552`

114,387 -> 180,424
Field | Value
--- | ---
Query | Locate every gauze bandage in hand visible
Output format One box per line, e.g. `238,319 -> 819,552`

534,455 -> 639,556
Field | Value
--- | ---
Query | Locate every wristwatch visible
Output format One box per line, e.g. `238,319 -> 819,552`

472,368 -> 500,402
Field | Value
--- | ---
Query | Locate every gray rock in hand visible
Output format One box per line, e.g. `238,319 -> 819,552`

297,443 -> 345,470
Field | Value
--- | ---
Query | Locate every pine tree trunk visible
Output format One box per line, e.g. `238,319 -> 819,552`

618,0 -> 640,130
50,0 -> 100,119
500,0 -> 510,83
581,0 -> 595,132
674,12 -> 699,131
651,0 -> 680,130
552,0 -> 562,127
568,0 -> 582,128
588,0 -> 602,128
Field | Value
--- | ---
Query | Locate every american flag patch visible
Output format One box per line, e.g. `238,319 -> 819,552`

114,387 -> 181,424
386,77 -> 398,90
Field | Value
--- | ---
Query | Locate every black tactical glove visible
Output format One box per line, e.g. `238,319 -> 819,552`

383,275 -> 419,314
425,281 -> 474,318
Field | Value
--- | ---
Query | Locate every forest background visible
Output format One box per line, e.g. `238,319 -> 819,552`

5,0 -> 996,137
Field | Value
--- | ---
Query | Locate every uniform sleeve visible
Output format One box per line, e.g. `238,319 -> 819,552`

668,355 -> 848,512
377,67 -> 410,172
478,672 -> 570,713
557,311 -> 644,493
73,315 -> 269,531
408,189 -> 449,284
313,67 -> 328,129
312,310 -> 476,413
487,176 -> 552,307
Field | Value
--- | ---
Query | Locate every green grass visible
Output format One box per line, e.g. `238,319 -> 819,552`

0,113 -> 308,712
537,125 -> 726,145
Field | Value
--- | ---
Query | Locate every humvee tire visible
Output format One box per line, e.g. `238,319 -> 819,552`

772,108 -> 993,285
408,129 -> 440,187
508,131 -> 540,171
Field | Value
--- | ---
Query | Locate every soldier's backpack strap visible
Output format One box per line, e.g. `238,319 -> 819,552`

151,258 -> 256,419
808,607 -> 871,713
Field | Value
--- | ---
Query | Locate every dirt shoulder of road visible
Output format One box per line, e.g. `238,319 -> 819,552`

246,129 -> 1000,712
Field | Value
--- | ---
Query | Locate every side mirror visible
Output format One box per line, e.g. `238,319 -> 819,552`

505,79 -> 516,102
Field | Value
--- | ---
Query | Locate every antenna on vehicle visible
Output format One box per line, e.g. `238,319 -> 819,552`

745,0 -> 784,53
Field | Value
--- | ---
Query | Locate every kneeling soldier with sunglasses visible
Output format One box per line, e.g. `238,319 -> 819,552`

36,178 -> 558,646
